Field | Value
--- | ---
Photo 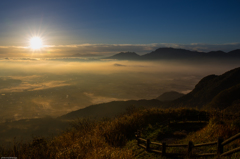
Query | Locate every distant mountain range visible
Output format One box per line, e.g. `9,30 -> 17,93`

103,48 -> 240,61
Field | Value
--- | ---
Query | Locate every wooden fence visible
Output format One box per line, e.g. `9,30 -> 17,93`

135,131 -> 240,158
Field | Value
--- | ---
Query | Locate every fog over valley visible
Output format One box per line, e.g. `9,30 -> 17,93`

0,59 -> 239,123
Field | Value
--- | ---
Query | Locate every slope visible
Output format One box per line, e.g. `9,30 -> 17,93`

156,91 -> 184,101
170,67 -> 240,109
59,99 -> 162,120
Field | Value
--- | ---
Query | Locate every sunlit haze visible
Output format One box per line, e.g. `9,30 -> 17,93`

29,37 -> 43,50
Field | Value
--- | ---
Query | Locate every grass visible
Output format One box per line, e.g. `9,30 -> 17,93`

0,107 -> 240,158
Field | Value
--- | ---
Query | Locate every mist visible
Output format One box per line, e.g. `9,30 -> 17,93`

0,59 -> 239,122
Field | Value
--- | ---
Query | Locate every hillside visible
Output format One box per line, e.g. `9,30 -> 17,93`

170,67 -> 240,111
207,83 -> 240,111
2,108 -> 240,158
59,99 -> 162,120
156,91 -> 184,101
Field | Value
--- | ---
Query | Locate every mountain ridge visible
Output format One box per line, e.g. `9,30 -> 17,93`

170,67 -> 240,110
103,48 -> 240,61
104,51 -> 141,60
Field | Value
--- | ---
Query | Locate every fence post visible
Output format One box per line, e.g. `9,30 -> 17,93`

162,142 -> 166,157
217,137 -> 224,156
146,139 -> 150,151
138,130 -> 141,137
187,141 -> 193,158
13,145 -> 17,157
136,132 -> 140,146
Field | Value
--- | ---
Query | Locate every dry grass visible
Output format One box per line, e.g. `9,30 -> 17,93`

0,107 -> 239,158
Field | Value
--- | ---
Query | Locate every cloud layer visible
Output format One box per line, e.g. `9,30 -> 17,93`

0,43 -> 240,58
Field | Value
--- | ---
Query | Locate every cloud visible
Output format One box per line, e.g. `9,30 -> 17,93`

70,53 -> 101,57
0,57 -> 41,61
83,92 -> 126,105
113,63 -> 126,67
0,80 -> 70,93
7,75 -> 41,80
0,43 -> 240,58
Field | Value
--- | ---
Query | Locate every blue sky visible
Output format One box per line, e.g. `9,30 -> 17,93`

0,0 -> 240,57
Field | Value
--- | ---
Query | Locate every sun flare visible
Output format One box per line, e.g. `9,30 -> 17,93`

30,37 -> 43,50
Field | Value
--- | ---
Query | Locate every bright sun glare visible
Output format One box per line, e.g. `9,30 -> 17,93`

30,37 -> 43,50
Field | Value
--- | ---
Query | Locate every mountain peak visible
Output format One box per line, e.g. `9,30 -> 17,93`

116,52 -> 139,55
156,91 -> 184,101
104,52 -> 140,60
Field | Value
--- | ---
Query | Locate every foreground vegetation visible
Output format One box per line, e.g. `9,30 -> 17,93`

0,107 -> 240,158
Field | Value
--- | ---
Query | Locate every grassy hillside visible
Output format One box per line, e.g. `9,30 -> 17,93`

207,83 -> 240,111
1,108 -> 240,158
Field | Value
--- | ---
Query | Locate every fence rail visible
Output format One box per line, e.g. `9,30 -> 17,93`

167,143 -> 188,147
222,133 -> 240,146
194,141 -> 217,147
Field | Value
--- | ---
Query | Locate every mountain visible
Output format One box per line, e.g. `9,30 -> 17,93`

170,67 -> 240,111
207,83 -> 240,111
104,52 -> 141,60
156,91 -> 184,101
59,99 -> 162,120
141,48 -> 202,60
207,50 -> 226,55
228,49 -> 240,56
103,48 -> 240,61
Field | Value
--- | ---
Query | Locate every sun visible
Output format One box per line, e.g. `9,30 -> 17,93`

30,37 -> 43,50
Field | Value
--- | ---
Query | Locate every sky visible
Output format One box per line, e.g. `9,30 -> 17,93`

0,0 -> 240,57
